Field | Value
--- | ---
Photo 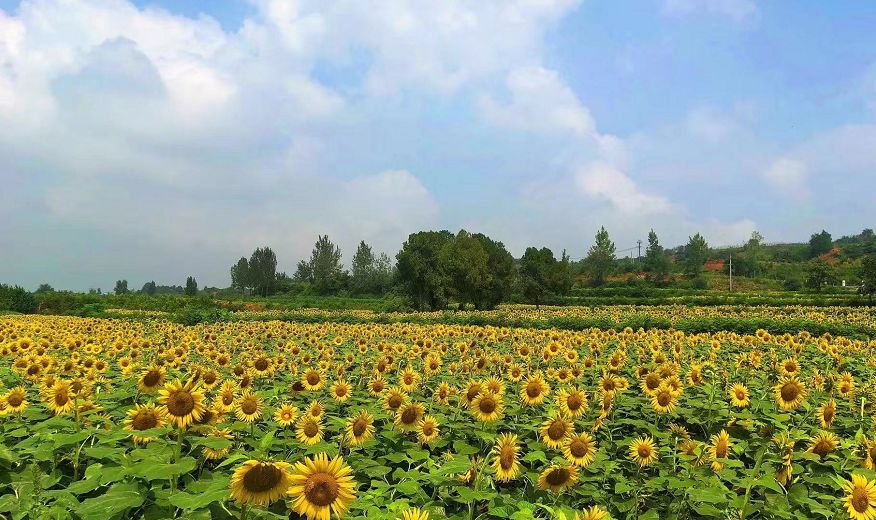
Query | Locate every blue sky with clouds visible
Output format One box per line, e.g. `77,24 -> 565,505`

1,0 -> 874,290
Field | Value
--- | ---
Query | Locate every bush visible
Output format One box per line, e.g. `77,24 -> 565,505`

782,278 -> 802,291
690,277 -> 708,290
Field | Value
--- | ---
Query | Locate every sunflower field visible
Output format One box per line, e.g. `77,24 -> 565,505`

1,314 -> 876,520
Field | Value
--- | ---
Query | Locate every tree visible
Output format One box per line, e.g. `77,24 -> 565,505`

744,231 -> 765,276
305,235 -> 345,295
643,229 -> 669,283
584,226 -> 616,286
293,260 -> 312,284
141,281 -> 157,295
35,283 -> 54,294
519,247 -> 556,307
805,259 -> 836,291
114,280 -> 129,295
230,257 -> 250,292
470,232 -> 515,310
184,276 -> 198,296
351,241 -> 386,295
809,230 -> 833,259
859,254 -> 876,303
684,233 -> 709,278
396,230 -> 453,310
249,247 -> 278,297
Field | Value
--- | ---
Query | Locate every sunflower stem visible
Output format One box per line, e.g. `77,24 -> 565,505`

239,504 -> 248,520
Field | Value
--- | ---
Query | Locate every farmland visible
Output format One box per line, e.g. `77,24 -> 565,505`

2,312 -> 876,519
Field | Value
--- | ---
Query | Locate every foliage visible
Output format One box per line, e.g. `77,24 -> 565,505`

643,229 -> 669,284
860,255 -> 876,302
0,285 -> 37,314
805,260 -> 837,292
583,227 -> 616,287
185,276 -> 198,297
396,231 -> 454,311
809,230 -> 833,258
351,242 -> 394,296
113,280 -> 129,295
684,233 -> 709,278
249,247 -> 278,297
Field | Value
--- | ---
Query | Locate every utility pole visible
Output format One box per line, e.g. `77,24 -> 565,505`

729,253 -> 732,292
637,240 -> 642,259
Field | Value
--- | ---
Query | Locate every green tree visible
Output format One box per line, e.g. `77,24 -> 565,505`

643,229 -> 669,283
141,281 -> 157,295
350,241 -> 391,295
249,247 -> 278,297
35,283 -> 54,294
396,230 -> 453,310
230,257 -> 250,292
440,231 -> 491,309
184,276 -> 198,296
584,226 -> 616,286
549,250 -> 575,297
859,254 -> 876,303
114,280 -> 129,295
744,231 -> 765,276
805,259 -> 836,291
684,233 -> 709,278
305,235 -> 345,295
809,230 -> 833,258
519,247 -> 556,307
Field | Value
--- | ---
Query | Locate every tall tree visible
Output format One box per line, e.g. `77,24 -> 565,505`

859,254 -> 876,303
548,249 -> 574,296
141,281 -> 157,295
306,235 -> 345,295
470,232 -> 515,310
230,257 -> 250,292
744,231 -> 765,276
684,233 -> 709,278
396,230 -> 453,310
249,247 -> 278,297
114,280 -> 129,295
809,230 -> 833,258
806,259 -> 836,291
184,276 -> 198,296
584,226 -> 616,286
519,247 -> 556,308
350,241 -> 377,295
643,229 -> 669,283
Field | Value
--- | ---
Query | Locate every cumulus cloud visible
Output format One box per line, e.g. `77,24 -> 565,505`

763,158 -> 809,201
575,163 -> 675,215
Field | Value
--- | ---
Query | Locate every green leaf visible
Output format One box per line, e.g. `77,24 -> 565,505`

76,482 -> 144,520
129,457 -> 197,480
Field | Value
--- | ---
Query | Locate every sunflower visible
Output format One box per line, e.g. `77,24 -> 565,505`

215,381 -> 238,412
138,365 -> 166,394
820,399 -> 837,429
864,439 -> 876,470
540,414 -> 574,449
650,383 -> 677,414
306,400 -> 325,420
418,416 -> 440,444
574,506 -> 609,520
274,404 -> 299,428
123,403 -> 166,443
158,379 -> 206,429
556,387 -> 588,418
345,410 -> 375,447
470,391 -> 504,422
462,380 -> 482,405
368,375 -> 386,396
729,383 -> 750,408
774,377 -> 806,411
491,433 -> 521,482
808,431 -> 838,459
302,368 -> 325,391
230,459 -> 293,507
629,436 -> 658,467
395,402 -> 425,432
399,508 -> 430,520
43,380 -> 75,415
521,374 -> 550,406
4,386 -> 28,414
537,464 -> 579,493
709,429 -> 732,471
434,382 -> 453,405
563,432 -> 597,467
330,380 -> 352,403
296,416 -> 324,445
289,453 -> 357,520
199,428 -> 233,460
235,390 -> 263,423
383,387 -> 408,413
842,474 -> 876,520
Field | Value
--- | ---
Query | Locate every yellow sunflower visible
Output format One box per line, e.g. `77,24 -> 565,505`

470,391 -> 504,422
491,433 -> 521,482
395,402 -> 425,432
137,365 -> 166,394
537,464 -> 579,493
729,383 -> 750,408
521,374 -> 550,406
418,415 -> 440,444
629,436 -> 658,467
819,399 -> 837,429
229,459 -> 292,507
399,508 -> 430,520
774,377 -> 806,411
650,383 -> 677,414
807,431 -> 838,459
708,429 -> 732,472
235,390 -> 263,423
296,416 -> 324,445
4,386 -> 28,414
330,380 -> 352,403
540,414 -> 574,449
556,387 -> 588,418
157,378 -> 206,430
44,380 -> 75,415
288,453 -> 357,520
575,506 -> 609,520
842,474 -> 876,520
345,410 -> 375,447
563,432 -> 597,467
123,402 -> 166,444
274,404 -> 299,428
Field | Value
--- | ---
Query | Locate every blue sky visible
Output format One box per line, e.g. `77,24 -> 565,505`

1,0 -> 875,290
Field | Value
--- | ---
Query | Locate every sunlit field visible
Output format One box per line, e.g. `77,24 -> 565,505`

2,314 -> 876,519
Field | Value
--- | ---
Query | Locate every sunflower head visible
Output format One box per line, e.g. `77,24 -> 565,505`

289,453 -> 357,520
230,460 -> 292,507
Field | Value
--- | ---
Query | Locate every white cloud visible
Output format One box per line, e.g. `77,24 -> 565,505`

575,163 -> 675,215
762,157 -> 810,201
661,0 -> 758,24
